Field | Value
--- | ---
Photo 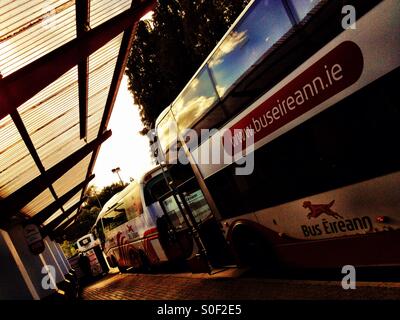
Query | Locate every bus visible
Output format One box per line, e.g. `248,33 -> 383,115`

93,178 -> 168,272
154,0 -> 400,270
93,166 -> 229,273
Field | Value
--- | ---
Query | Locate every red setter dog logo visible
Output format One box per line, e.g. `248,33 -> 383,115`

303,200 -> 343,219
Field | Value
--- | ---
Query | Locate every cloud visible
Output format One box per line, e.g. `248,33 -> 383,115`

208,30 -> 248,68
216,85 -> 227,96
174,95 -> 217,129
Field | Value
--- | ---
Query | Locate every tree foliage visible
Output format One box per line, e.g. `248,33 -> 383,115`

60,183 -> 127,242
126,0 -> 249,133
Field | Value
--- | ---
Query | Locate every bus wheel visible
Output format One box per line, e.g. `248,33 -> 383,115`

139,251 -> 152,273
128,250 -> 141,272
112,256 -> 128,273
117,263 -> 128,273
231,226 -> 276,273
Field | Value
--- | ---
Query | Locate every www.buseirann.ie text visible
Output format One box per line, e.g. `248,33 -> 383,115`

231,63 -> 344,147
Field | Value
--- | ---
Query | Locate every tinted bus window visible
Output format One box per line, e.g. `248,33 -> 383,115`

126,184 -> 143,220
157,109 -> 177,154
183,189 -> 211,223
208,0 -> 293,97
102,206 -> 128,233
162,195 -> 187,227
289,0 -> 322,21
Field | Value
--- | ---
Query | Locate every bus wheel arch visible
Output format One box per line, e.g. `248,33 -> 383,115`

128,249 -> 141,270
228,220 -> 279,271
111,254 -> 128,273
108,255 -> 117,268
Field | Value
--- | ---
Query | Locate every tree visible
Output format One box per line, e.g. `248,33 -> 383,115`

125,0 -> 249,133
60,182 -> 127,242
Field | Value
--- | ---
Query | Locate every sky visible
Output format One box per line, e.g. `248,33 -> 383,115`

91,75 -> 154,189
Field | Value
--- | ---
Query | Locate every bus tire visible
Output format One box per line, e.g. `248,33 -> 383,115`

112,256 -> 128,273
139,251 -> 152,273
117,263 -> 128,273
230,225 -> 276,272
128,250 -> 141,272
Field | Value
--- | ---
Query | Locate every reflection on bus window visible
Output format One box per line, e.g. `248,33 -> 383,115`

208,0 -> 292,97
126,184 -> 143,220
289,0 -> 322,21
162,196 -> 187,228
157,109 -> 178,153
183,189 -> 211,223
172,67 -> 218,132
102,206 -> 128,233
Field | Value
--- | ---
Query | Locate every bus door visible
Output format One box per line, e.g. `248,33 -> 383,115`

146,163 -> 233,269
156,191 -> 194,262
174,176 -> 234,267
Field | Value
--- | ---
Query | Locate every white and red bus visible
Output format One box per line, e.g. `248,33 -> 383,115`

154,0 -> 400,270
93,165 -> 226,273
92,176 -> 169,272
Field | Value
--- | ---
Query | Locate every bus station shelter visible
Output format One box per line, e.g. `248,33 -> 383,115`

0,0 -> 154,299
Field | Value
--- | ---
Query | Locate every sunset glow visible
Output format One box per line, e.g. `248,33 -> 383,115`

91,75 -> 154,188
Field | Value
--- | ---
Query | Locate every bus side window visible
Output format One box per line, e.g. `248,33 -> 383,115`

208,0 -> 293,98
126,185 -> 144,220
102,208 -> 128,234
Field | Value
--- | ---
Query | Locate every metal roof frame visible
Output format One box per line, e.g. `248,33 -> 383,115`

0,0 -> 155,229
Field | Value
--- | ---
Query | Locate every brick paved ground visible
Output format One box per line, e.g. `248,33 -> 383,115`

81,268 -> 400,300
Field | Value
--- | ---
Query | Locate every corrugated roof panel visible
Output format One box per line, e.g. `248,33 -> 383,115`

17,66 -> 78,119
0,116 -> 41,198
0,0 -> 76,77
86,67 -> 116,141
20,188 -> 54,217
90,0 -> 131,29
86,92 -> 108,141
86,33 -> 122,140
37,127 -> 86,170
52,153 -> 92,198
17,66 -> 78,137
17,67 -> 81,169
87,124 -> 101,143
26,84 -> 79,149
0,1 -> 131,222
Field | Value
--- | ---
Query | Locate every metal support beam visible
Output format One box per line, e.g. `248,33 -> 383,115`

0,0 -> 155,121
52,211 -> 83,236
42,199 -> 86,235
76,0 -> 90,37
10,111 -> 66,217
0,130 -> 111,217
76,0 -> 90,139
78,59 -> 89,140
55,220 -> 75,234
31,175 -> 94,225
